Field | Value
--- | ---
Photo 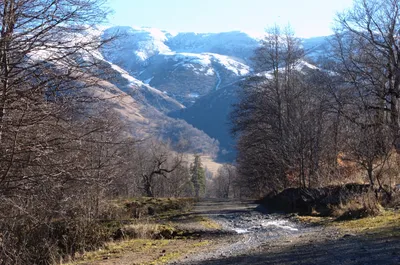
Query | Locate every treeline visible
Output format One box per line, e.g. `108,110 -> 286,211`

231,0 -> 400,199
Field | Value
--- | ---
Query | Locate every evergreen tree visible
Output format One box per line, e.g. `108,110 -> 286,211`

190,155 -> 206,198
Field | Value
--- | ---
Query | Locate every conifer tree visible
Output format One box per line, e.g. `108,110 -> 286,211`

190,154 -> 206,198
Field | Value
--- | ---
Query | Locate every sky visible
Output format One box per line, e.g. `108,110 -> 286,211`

107,0 -> 354,38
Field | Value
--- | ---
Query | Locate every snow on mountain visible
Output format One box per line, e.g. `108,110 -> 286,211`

101,26 -> 173,71
89,26 -> 329,160
103,60 -> 185,113
99,26 -> 258,106
166,52 -> 250,76
166,31 -> 260,63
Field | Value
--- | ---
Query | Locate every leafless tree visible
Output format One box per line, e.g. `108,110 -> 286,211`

329,0 -> 400,196
131,139 -> 184,197
215,164 -> 237,198
0,1 -> 128,264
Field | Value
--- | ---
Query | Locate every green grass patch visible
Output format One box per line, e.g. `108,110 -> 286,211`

298,208 -> 400,239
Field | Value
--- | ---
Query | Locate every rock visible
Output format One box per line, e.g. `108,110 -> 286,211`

112,228 -> 125,240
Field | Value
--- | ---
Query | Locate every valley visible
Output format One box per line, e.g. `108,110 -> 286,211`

96,26 -> 327,161
2,1 -> 400,264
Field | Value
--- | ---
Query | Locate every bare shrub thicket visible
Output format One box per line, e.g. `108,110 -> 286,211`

0,0 -> 195,264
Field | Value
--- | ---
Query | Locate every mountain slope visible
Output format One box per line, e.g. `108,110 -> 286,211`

100,27 -> 256,106
96,26 -> 329,161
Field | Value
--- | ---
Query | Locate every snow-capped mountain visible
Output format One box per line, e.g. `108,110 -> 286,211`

93,26 -> 328,161
100,26 -> 258,105
99,26 -> 327,107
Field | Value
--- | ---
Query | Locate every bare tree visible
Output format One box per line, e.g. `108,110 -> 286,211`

132,139 -> 183,197
0,1 -> 127,264
329,0 -> 400,196
333,0 -> 400,144
215,164 -> 237,198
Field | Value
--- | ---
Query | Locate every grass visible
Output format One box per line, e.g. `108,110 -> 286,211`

65,238 -> 211,265
109,197 -> 194,220
62,197 -> 215,265
191,215 -> 221,229
65,239 -> 171,264
146,251 -> 181,265
297,208 -> 400,238
333,209 -> 400,236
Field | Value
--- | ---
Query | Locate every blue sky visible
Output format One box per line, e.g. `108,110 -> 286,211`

107,0 -> 354,38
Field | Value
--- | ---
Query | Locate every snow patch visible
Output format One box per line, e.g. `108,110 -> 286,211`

144,77 -> 154,84
295,60 -> 319,71
188,93 -> 200,98
167,52 -> 250,76
206,68 -> 215,76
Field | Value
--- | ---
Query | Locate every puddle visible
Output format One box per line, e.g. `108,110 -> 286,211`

233,228 -> 249,234
261,220 -> 299,231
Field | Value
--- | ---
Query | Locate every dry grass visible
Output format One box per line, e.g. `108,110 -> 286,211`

123,223 -> 178,239
298,208 -> 400,239
334,209 -> 400,234
330,192 -> 383,220
63,239 -> 170,264
63,238 -> 211,265
195,216 -> 222,229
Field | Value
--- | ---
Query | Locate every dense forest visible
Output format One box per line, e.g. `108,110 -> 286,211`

0,0 -> 399,264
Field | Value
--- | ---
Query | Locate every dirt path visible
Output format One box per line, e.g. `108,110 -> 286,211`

77,199 -> 400,265
171,199 -> 400,265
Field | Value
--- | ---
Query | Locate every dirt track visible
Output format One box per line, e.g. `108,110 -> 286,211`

171,199 -> 400,265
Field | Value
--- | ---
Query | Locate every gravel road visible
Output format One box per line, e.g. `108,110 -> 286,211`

171,199 -> 400,265
171,199 -> 309,264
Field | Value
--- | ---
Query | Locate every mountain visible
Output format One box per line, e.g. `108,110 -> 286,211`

94,26 -> 329,161
170,61 -> 326,161
170,81 -> 241,162
91,56 -> 220,156
30,27 -> 221,157
100,27 -> 255,106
